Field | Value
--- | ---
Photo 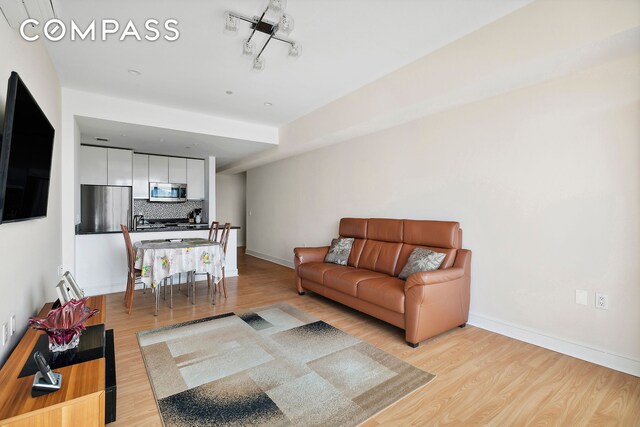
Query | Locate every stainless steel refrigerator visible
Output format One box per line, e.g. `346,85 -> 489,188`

80,185 -> 132,233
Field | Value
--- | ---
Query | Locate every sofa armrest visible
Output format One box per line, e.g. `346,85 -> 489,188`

404,267 -> 464,291
293,246 -> 329,267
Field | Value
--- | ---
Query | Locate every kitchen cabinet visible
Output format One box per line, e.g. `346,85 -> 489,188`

169,157 -> 187,183
148,155 -> 169,183
107,148 -> 133,186
133,154 -> 149,198
80,145 -> 108,185
187,158 -> 205,200
81,145 -> 133,186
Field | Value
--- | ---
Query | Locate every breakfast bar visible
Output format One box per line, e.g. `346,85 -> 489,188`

75,224 -> 239,297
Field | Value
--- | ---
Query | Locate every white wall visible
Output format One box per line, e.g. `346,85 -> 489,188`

216,172 -> 246,246
246,53 -> 640,375
0,21 -> 61,365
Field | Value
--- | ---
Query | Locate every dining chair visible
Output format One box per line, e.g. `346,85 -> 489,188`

179,220 -> 220,294
120,224 -> 144,314
189,222 -> 230,303
208,220 -> 220,242
209,222 -> 231,298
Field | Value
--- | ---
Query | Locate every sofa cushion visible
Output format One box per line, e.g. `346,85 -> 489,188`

398,248 -> 446,279
339,218 -> 368,239
357,277 -> 406,313
324,238 -> 354,265
324,268 -> 389,297
347,238 -> 366,267
403,220 -> 459,248
298,262 -> 343,284
358,240 -> 402,276
367,219 -> 403,242
395,244 -> 456,275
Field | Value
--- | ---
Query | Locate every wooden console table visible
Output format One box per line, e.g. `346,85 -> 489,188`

0,296 -> 108,427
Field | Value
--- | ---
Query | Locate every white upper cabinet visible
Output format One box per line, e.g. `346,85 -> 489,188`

80,146 -> 108,185
148,155 -> 169,183
187,158 -> 205,200
133,154 -> 149,199
168,157 -> 187,184
107,148 -> 133,186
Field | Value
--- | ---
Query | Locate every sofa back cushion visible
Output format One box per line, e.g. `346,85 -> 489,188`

394,220 -> 460,275
337,218 -> 462,276
339,218 -> 368,267
358,240 -> 403,276
403,220 -> 460,248
339,218 -> 368,239
366,219 -> 403,242
356,219 -> 403,275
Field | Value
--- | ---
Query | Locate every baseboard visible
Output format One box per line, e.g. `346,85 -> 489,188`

245,250 -> 294,269
468,312 -> 640,377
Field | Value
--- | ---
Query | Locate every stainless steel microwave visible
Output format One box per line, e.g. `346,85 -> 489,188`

149,182 -> 187,202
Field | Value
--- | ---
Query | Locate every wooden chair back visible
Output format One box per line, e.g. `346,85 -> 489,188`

219,223 -> 232,255
208,221 -> 220,242
121,224 -> 135,275
120,224 -> 137,314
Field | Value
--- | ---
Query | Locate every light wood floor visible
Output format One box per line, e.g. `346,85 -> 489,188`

105,249 -> 640,426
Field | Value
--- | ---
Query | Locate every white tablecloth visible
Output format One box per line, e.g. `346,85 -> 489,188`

133,238 -> 225,289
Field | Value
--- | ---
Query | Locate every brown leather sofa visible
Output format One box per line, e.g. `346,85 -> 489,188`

294,218 -> 471,347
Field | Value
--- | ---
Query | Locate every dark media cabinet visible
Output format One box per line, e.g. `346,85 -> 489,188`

0,295 -> 116,426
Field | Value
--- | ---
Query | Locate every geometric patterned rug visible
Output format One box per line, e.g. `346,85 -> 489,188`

137,303 -> 435,426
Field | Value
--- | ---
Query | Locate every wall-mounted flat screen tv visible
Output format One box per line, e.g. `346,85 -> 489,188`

0,72 -> 55,223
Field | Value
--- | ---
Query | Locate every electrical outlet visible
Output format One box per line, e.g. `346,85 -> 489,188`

9,315 -> 15,336
595,293 -> 609,310
1,323 -> 7,346
57,265 -> 64,276
575,289 -> 588,306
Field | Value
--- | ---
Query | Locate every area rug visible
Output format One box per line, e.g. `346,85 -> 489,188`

137,303 -> 435,426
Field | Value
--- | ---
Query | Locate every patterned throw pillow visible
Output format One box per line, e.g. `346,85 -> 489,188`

324,238 -> 355,266
398,248 -> 446,280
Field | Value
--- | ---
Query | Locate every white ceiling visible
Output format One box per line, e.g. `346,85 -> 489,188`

76,116 -> 273,168
46,0 -> 531,127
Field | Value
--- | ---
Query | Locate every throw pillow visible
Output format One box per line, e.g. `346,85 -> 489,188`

398,248 -> 446,279
324,238 -> 354,266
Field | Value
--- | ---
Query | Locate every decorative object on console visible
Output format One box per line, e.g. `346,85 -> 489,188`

324,237 -> 354,265
225,0 -> 301,71
398,247 -> 446,280
138,304 -> 434,427
29,298 -> 100,352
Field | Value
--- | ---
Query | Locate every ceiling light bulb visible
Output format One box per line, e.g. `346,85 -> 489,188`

288,42 -> 301,58
253,56 -> 266,71
242,39 -> 255,56
264,102 -> 273,107
268,0 -> 287,13
278,13 -> 294,35
224,11 -> 238,34
128,69 -> 141,76
226,90 -> 233,95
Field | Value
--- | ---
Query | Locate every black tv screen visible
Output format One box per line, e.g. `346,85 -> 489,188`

0,72 -> 55,223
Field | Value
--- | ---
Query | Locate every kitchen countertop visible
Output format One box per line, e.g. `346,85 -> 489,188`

76,225 -> 240,235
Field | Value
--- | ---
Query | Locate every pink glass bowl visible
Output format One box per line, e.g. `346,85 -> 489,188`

29,298 -> 100,352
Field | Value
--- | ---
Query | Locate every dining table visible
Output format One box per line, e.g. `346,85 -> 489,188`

133,237 -> 225,315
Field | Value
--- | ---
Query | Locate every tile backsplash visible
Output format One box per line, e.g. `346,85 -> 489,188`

134,199 -> 204,220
